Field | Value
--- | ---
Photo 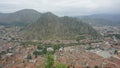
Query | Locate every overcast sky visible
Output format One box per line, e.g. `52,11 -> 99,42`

0,0 -> 120,16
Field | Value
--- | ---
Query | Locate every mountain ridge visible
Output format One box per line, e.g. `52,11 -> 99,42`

22,12 -> 102,40
76,14 -> 120,26
0,9 -> 119,26
0,9 -> 42,27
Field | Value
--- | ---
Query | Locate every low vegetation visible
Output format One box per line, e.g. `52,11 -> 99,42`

44,52 -> 67,68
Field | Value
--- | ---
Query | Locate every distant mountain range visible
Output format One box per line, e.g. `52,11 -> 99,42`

0,9 -> 119,40
22,12 -> 102,40
0,9 -> 41,26
77,14 -> 120,26
0,9 -> 119,27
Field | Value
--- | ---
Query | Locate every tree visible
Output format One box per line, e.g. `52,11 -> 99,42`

0,53 -> 1,60
114,50 -> 118,55
76,36 -> 86,43
0,64 -> 2,68
33,51 -> 42,56
86,66 -> 90,68
55,63 -> 68,68
26,54 -> 32,59
94,65 -> 99,68
44,52 -> 54,68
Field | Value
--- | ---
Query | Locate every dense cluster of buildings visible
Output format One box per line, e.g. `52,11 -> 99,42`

0,26 -> 120,68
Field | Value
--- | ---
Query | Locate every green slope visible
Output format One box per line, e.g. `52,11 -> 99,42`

22,12 -> 102,40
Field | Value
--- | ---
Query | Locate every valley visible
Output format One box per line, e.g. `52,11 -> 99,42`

0,9 -> 120,68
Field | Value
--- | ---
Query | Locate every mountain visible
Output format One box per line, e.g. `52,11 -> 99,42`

0,9 -> 41,27
77,14 -> 120,26
22,12 -> 102,40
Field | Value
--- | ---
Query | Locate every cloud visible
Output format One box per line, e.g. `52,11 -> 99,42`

0,0 -> 120,16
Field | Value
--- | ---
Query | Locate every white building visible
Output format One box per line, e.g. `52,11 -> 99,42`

47,47 -> 54,52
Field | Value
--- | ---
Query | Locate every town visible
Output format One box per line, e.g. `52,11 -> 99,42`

0,25 -> 120,68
